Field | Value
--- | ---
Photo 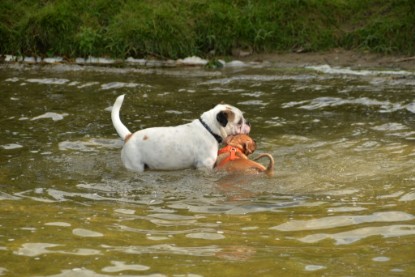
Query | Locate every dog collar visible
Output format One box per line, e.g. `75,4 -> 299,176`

199,118 -> 223,144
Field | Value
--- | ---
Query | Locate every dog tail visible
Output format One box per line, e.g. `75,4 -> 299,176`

253,153 -> 275,176
111,95 -> 132,141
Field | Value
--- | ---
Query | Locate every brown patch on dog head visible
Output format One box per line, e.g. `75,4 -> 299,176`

143,135 -> 149,140
243,138 -> 256,155
225,107 -> 236,121
225,109 -> 235,122
217,109 -> 235,127
225,134 -> 256,155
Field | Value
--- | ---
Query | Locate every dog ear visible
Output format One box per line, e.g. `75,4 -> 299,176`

216,111 -> 228,127
243,141 -> 252,155
243,139 -> 256,155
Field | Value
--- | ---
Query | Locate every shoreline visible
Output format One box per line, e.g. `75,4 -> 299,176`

1,50 -> 414,71
238,49 -> 415,71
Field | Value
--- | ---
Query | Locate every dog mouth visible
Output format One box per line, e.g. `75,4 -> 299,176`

239,120 -> 251,134
241,124 -> 251,134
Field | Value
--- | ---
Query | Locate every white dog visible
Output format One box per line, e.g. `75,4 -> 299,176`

111,95 -> 251,172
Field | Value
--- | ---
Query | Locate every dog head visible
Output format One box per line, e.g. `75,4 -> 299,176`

225,134 -> 257,155
200,104 -> 250,140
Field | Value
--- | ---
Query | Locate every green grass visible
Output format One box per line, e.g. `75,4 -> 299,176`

0,0 -> 414,59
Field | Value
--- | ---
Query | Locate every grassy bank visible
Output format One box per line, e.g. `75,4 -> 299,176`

0,0 -> 414,59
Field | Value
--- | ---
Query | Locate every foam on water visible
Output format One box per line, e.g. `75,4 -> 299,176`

282,97 -> 404,113
237,100 -> 268,106
372,123 -> 408,131
307,64 -> 414,76
1,143 -> 23,150
101,82 -> 143,90
32,112 -> 68,121
3,76 -> 152,91
26,78 -> 69,85
201,74 -> 316,85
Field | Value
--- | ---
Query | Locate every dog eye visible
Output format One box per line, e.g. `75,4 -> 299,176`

238,119 -> 243,125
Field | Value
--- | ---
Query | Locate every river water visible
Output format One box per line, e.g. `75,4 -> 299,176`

0,62 -> 414,276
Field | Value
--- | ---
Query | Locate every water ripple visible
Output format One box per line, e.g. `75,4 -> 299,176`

101,261 -> 150,273
14,243 -> 101,257
102,244 -> 221,257
200,74 -> 316,85
271,211 -> 414,231
282,97 -> 404,112
298,224 -> 415,245
306,64 -> 414,76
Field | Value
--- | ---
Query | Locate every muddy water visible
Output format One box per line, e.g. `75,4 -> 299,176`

1,62 -> 415,276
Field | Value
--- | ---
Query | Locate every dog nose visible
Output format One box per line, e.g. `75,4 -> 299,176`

242,121 -> 251,134
246,120 -> 251,126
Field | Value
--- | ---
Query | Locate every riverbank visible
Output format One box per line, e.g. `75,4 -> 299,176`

2,49 -> 414,72
1,0 -> 414,59
240,49 -> 415,71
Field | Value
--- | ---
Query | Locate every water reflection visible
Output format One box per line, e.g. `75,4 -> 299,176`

271,211 -> 414,231
298,224 -> 415,245
15,243 -> 101,257
1,63 -> 415,275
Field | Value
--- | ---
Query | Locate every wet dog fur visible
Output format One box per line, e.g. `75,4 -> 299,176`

215,134 -> 274,176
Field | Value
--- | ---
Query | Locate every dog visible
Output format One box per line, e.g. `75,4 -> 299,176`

111,95 -> 251,172
215,134 -> 274,176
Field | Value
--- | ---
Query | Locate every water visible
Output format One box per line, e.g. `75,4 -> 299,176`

1,62 -> 415,276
